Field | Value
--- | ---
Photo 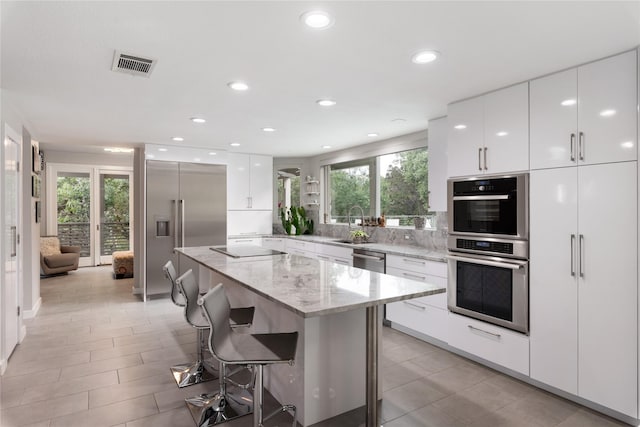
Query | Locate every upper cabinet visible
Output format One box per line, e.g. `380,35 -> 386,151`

530,50 -> 637,169
427,117 -> 448,211
227,153 -> 273,210
447,82 -> 529,177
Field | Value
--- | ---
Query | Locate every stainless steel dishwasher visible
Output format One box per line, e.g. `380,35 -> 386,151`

352,248 -> 390,325
352,248 -> 386,273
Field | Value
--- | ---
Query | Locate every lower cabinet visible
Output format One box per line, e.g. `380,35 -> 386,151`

316,244 -> 353,266
261,237 -> 286,252
285,239 -> 317,259
227,237 -> 261,246
448,313 -> 530,376
386,256 -> 448,342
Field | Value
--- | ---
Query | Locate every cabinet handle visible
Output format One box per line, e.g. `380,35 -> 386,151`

570,133 -> 576,162
232,239 -> 254,243
570,234 -> 576,276
483,147 -> 488,170
403,301 -> 426,310
402,272 -> 426,281
317,255 -> 330,260
578,132 -> 585,161
478,147 -> 483,171
334,259 -> 349,265
468,325 -> 501,339
579,234 -> 585,278
248,196 -> 253,209
402,257 -> 425,265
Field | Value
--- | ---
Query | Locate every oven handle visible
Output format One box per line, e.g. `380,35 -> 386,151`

352,253 -> 385,262
447,254 -> 526,270
452,195 -> 510,201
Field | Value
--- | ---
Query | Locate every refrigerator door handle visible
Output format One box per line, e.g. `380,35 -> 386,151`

173,200 -> 179,249
180,199 -> 185,247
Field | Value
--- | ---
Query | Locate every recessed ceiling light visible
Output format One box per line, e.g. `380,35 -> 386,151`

561,99 -> 577,106
230,143 -> 241,147
391,118 -> 407,122
228,81 -> 249,91
146,154 -> 155,159
104,147 -> 134,153
411,50 -> 439,64
621,141 -> 634,149
367,133 -> 379,137
317,99 -> 336,107
191,117 -> 206,123
300,10 -> 333,29
158,148 -> 168,152
599,109 -> 617,117
262,127 -> 276,132
496,131 -> 509,137
208,152 -> 217,156
322,145 -> 332,149
172,137 -> 184,142
454,124 -> 467,130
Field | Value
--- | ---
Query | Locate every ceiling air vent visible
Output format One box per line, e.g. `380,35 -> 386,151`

111,51 -> 156,77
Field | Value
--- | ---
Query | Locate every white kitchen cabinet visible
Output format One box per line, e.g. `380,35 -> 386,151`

530,50 -> 637,169
448,312 -> 530,375
285,239 -> 317,259
529,162 -> 637,417
386,255 -> 448,342
447,83 -> 529,177
227,210 -> 272,237
316,244 -> 353,266
227,237 -> 261,246
427,117 -> 448,211
227,153 -> 273,210
261,237 -> 287,252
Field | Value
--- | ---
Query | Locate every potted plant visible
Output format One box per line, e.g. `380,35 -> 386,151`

280,205 -> 314,235
349,229 -> 369,244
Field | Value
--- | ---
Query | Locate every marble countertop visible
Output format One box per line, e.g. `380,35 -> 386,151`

263,234 -> 447,262
177,245 -> 446,318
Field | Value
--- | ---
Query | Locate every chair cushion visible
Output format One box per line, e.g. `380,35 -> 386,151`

44,252 -> 79,268
40,237 -> 61,257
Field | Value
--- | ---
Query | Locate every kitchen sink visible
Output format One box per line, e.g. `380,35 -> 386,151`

333,239 -> 373,244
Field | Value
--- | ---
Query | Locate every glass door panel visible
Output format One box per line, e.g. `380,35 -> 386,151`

56,171 -> 92,266
98,172 -> 131,264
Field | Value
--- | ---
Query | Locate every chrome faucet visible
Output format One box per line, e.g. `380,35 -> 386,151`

348,205 -> 366,232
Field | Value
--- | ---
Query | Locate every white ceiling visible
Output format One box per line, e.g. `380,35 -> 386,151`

1,1 -> 639,157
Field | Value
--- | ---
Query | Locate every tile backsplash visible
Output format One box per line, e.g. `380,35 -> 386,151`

273,211 -> 448,252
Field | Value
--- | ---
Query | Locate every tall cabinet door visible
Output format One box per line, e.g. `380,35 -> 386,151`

483,82 -> 529,174
447,96 -> 484,178
529,167 -> 578,394
227,154 -> 251,209
530,69 -> 578,170
578,161 -> 637,417
578,50 -> 637,165
249,154 -> 273,210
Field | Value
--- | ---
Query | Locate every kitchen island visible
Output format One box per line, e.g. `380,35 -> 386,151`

176,245 -> 445,426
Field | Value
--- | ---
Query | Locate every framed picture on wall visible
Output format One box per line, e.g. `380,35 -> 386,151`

31,144 -> 40,173
32,175 -> 41,198
35,201 -> 41,223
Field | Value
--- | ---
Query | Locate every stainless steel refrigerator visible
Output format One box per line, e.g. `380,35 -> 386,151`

145,160 -> 226,297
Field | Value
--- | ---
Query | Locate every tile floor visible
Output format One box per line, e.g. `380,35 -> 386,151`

0,266 -> 630,427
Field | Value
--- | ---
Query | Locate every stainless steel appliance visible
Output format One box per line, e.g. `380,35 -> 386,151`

146,161 -> 227,297
447,173 -> 529,334
352,248 -> 386,273
448,173 -> 528,240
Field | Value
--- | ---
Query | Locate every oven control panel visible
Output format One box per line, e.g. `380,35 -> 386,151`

448,235 -> 529,260
456,239 -> 513,255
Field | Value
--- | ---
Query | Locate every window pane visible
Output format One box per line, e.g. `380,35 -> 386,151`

330,164 -> 370,223
277,168 -> 300,208
380,148 -> 428,226
100,174 -> 130,255
57,173 -> 91,256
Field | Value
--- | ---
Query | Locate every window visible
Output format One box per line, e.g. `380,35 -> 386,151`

326,147 -> 430,227
277,168 -> 301,208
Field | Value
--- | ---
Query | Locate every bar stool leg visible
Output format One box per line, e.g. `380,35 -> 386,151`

170,328 -> 216,388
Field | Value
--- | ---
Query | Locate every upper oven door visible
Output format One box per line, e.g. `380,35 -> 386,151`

448,173 -> 528,240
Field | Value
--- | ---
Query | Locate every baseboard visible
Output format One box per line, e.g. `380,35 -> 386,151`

131,286 -> 143,295
20,325 -> 27,343
23,297 -> 42,319
0,358 -> 6,375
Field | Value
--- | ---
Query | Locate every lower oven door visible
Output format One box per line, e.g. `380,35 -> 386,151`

447,252 -> 529,334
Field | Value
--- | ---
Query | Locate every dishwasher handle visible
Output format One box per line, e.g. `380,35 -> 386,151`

352,253 -> 385,262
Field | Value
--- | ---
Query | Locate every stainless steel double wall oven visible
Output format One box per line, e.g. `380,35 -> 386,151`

447,173 -> 530,334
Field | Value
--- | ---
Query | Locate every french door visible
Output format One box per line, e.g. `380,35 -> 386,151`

46,164 -> 132,266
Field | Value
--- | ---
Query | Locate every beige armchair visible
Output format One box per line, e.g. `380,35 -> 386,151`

40,236 -> 80,276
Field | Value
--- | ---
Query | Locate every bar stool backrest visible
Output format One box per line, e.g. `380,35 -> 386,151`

199,284 -> 235,363
163,261 -> 186,307
175,269 -> 206,328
